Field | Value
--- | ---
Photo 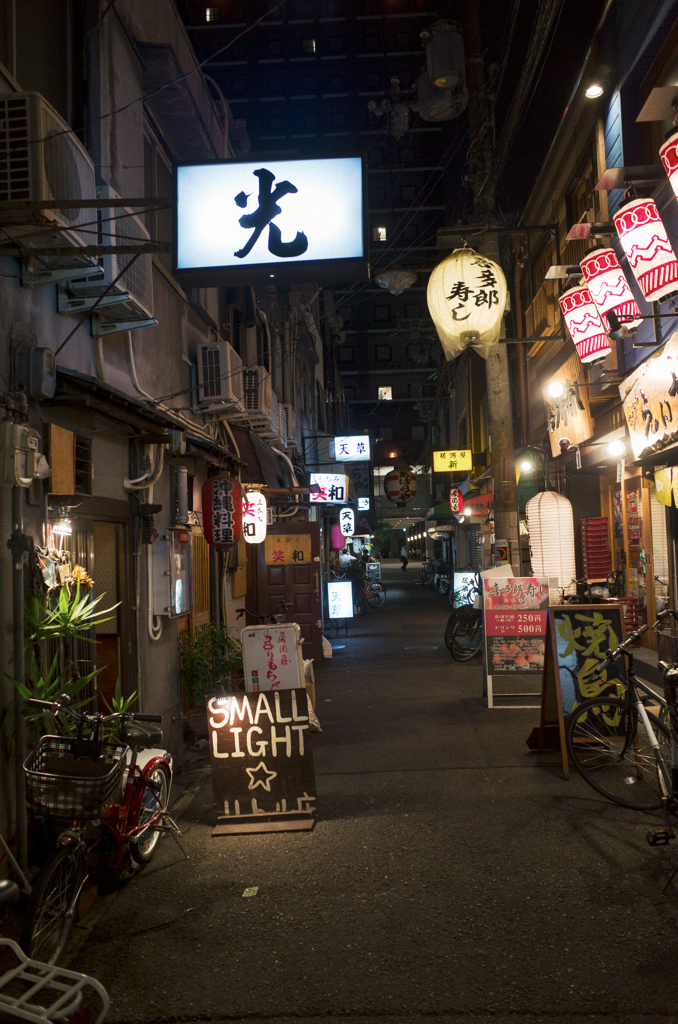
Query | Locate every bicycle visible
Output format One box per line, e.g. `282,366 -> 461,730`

0,879 -> 110,1023
566,609 -> 678,837
19,695 -> 179,966
236,601 -> 289,624
444,573 -> 484,662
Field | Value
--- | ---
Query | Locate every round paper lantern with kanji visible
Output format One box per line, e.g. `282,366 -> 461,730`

384,470 -> 418,505
242,491 -> 267,544
449,487 -> 464,513
580,248 -> 642,331
202,475 -> 243,548
613,198 -> 678,302
426,248 -> 508,361
559,285 -> 612,363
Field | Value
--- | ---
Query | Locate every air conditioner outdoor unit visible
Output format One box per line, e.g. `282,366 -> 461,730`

196,342 -> 245,414
0,92 -> 96,260
242,365 -> 281,441
59,185 -> 156,332
279,404 -> 299,447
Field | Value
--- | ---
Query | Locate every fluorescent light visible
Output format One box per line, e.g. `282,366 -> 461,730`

585,83 -> 604,98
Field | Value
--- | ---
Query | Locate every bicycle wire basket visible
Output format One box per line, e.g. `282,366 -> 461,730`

23,736 -> 128,822
657,630 -> 678,666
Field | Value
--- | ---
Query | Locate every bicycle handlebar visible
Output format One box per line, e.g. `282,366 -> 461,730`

26,697 -> 161,724
597,608 -> 678,669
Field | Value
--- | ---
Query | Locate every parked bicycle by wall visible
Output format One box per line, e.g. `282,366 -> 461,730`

444,572 -> 484,662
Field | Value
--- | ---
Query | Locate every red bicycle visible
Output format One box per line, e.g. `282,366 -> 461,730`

20,695 -> 180,965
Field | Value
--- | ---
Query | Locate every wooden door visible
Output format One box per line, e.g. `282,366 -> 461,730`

249,521 -> 323,663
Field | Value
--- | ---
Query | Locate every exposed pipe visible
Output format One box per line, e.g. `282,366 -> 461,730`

123,444 -> 164,492
146,480 -> 163,643
10,485 -> 28,871
94,336 -> 107,383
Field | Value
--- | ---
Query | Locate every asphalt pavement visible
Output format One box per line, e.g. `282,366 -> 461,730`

66,563 -> 678,1024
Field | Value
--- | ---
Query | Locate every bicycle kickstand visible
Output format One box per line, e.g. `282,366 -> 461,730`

157,812 -> 190,861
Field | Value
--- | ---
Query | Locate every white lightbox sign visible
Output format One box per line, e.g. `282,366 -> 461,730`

327,580 -> 354,620
242,491 -> 267,544
310,473 -> 348,504
175,157 -> 367,286
333,435 -> 371,462
339,507 -> 355,537
358,497 -> 370,511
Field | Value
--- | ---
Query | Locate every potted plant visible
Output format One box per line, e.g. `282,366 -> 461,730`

179,624 -> 243,737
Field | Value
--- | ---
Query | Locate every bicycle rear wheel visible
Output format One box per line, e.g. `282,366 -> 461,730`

450,612 -> 483,662
130,765 -> 170,864
567,697 -> 671,809
444,611 -> 459,655
366,582 -> 385,608
21,846 -> 84,965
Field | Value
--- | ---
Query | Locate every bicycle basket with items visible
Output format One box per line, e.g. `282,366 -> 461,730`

24,736 -> 127,822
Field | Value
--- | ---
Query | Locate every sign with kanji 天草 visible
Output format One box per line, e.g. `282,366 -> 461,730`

433,450 -> 473,472
264,534 -> 311,566
333,436 -> 371,462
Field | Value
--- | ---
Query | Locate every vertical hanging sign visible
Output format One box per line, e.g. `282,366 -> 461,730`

202,475 -> 243,548
243,491 -> 267,544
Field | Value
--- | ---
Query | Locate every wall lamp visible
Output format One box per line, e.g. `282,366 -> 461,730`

606,308 -> 678,343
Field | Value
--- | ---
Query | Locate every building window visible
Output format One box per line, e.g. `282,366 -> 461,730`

302,38 -> 316,53
401,185 -> 417,201
372,226 -> 387,242
364,35 -> 380,52
402,223 -> 419,242
399,146 -> 414,163
74,436 -> 92,495
302,75 -> 316,92
341,305 -> 352,321
344,385 -> 356,400
328,36 -> 343,52
330,109 -> 346,127
411,425 -> 425,441
267,39 -> 282,56
365,72 -> 382,90
379,426 -> 393,441
229,79 -> 246,97
378,386 -> 393,400
375,345 -> 391,361
303,112 -> 318,131
205,6 -> 220,21
338,346 -> 355,362
370,186 -> 385,204
405,303 -> 421,319
268,75 -> 283,93
374,305 -> 390,321
328,74 -> 345,90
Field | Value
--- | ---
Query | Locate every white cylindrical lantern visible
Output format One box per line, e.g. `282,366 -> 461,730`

613,198 -> 678,302
426,248 -> 508,361
579,248 -> 642,330
525,490 -> 576,596
559,286 -> 612,363
339,506 -> 355,537
660,130 -> 678,202
242,491 -> 267,544
384,470 -> 418,505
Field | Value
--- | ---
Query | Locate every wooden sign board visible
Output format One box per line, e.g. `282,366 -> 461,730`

208,688 -> 317,835
544,352 -> 594,458
264,533 -> 312,566
539,603 -> 626,778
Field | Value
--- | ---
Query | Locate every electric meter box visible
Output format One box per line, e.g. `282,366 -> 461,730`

0,420 -> 41,487
151,529 -> 193,618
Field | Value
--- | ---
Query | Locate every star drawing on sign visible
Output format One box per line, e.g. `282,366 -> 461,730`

246,761 -> 278,792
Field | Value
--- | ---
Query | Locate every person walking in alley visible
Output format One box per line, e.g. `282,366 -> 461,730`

400,544 -> 408,571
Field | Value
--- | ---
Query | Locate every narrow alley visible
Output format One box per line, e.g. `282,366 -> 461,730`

68,566 -> 678,1024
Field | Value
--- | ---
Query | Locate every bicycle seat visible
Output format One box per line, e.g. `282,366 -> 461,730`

121,721 -> 163,747
0,879 -> 19,910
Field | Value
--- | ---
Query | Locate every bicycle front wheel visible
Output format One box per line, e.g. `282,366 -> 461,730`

567,697 -> 671,809
130,765 -> 170,864
450,613 -> 483,661
366,582 -> 385,608
444,611 -> 459,655
21,846 -> 84,965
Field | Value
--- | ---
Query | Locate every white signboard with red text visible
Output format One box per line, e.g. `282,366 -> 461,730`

483,576 -> 549,709
241,624 -> 305,693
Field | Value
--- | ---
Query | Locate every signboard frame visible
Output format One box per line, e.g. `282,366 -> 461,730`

483,576 -> 549,708
433,449 -> 473,472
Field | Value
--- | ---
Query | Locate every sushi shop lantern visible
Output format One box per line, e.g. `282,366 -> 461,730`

525,490 -> 576,596
202,475 -> 243,548
613,198 -> 678,303
384,470 -> 418,506
426,248 -> 508,361
558,286 -> 611,363
339,507 -> 355,537
242,491 -> 267,544
579,249 -> 642,331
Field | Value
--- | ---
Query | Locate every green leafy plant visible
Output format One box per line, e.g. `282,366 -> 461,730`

13,652 -> 101,747
24,584 -> 120,646
179,624 -> 243,706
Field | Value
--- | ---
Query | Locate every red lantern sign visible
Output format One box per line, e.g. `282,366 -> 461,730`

613,198 -> 678,303
579,248 -> 641,331
202,475 -> 243,548
449,487 -> 464,513
559,286 -> 611,363
384,470 -> 417,505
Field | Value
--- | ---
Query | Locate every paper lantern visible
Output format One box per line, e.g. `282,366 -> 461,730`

525,490 -> 576,596
427,248 -> 508,360
660,130 -> 678,202
202,475 -> 242,548
613,198 -> 678,303
559,286 -> 612,363
242,491 -> 267,544
579,248 -> 642,331
331,523 -> 345,549
339,507 -> 355,537
384,470 -> 417,505
449,487 -> 463,513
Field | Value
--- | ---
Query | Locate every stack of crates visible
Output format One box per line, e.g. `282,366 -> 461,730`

618,597 -> 640,642
580,517 -> 611,579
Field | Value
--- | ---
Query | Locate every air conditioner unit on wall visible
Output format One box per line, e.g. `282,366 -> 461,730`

196,342 -> 245,414
241,365 -> 283,442
58,185 -> 156,331
0,92 -> 96,261
279,404 -> 299,447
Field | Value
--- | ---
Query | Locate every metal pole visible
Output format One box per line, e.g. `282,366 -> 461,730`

10,486 -> 28,871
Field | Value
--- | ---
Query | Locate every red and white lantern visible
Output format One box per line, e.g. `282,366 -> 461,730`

242,491 -> 267,544
660,130 -> 678,202
202,475 -> 243,548
559,286 -> 611,363
613,198 -> 678,303
384,470 -> 417,505
580,248 -> 642,331
449,487 -> 464,513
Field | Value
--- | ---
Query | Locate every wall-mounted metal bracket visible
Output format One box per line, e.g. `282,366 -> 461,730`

20,263 -> 104,288
91,315 -> 158,337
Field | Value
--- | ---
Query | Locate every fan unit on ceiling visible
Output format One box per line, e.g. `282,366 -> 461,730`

279,404 -> 299,447
59,184 -> 157,333
196,342 -> 244,414
0,91 -> 97,264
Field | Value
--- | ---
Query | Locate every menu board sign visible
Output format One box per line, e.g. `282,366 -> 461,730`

483,577 -> 549,673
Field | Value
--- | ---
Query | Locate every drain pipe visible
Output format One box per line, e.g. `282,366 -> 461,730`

9,484 -> 28,871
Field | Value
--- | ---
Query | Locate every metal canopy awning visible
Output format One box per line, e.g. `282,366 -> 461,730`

230,426 -> 293,489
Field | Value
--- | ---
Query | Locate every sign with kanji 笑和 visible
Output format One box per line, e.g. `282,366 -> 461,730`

264,534 -> 311,566
208,689 -> 317,834
433,450 -> 473,472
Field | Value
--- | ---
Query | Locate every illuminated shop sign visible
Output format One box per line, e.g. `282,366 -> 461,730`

309,473 -> 348,503
333,435 -> 371,462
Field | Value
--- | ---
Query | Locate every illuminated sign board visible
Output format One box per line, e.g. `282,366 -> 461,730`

432,450 -> 473,472
327,580 -> 354,619
309,473 -> 348,503
358,497 -> 370,511
339,507 -> 355,537
175,156 -> 368,286
242,491 -> 267,544
333,435 -> 371,462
